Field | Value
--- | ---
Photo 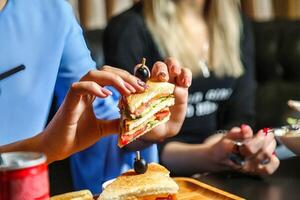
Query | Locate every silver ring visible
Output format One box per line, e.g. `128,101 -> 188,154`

229,141 -> 245,166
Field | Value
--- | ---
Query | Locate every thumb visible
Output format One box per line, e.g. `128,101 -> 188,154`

225,125 -> 253,141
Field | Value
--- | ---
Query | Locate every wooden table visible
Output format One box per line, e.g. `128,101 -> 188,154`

194,157 -> 300,200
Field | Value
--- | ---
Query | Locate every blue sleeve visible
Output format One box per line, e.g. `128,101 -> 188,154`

54,1 -> 119,120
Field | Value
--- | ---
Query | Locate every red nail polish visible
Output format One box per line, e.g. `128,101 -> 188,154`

263,128 -> 270,136
241,124 -> 247,129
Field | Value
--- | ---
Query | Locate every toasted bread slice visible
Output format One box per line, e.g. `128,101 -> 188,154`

125,81 -> 175,114
98,163 -> 179,200
50,190 -> 93,200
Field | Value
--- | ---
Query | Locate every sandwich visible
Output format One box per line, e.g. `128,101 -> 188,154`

118,80 -> 175,147
98,163 -> 179,200
50,190 -> 93,200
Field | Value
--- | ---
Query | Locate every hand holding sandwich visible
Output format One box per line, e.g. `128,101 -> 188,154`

0,58 -> 191,163
136,58 -> 192,143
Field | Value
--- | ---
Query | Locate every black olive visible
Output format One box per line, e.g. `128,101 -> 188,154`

134,158 -> 148,174
134,66 -> 150,82
134,58 -> 150,82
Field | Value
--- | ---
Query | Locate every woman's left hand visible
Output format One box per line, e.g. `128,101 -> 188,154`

237,126 -> 280,175
207,125 -> 280,175
139,57 -> 192,142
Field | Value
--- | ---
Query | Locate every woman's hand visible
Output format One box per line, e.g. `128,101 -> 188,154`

39,66 -> 146,163
139,57 -> 192,142
207,125 -> 280,175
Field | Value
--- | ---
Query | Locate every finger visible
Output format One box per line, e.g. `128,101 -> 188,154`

176,67 -> 192,88
101,66 -> 146,92
58,81 -> 110,126
255,154 -> 280,175
239,160 -> 257,174
254,137 -> 276,165
224,127 -> 240,139
97,119 -> 120,137
239,130 -> 265,157
151,61 -> 169,82
220,139 -> 246,169
240,124 -> 254,138
225,125 -> 252,140
165,57 -> 181,82
70,81 -> 110,98
81,70 -> 132,96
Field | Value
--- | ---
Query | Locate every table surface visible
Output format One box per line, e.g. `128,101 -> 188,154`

193,156 -> 300,200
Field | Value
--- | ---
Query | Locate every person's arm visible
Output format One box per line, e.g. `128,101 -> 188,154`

0,67 -> 146,164
0,134 -> 42,156
161,141 -> 224,175
162,125 -> 279,175
0,55 -> 191,164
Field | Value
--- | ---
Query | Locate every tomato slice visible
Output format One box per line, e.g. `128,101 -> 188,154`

156,195 -> 173,200
121,126 -> 147,145
134,94 -> 171,116
155,110 -> 170,121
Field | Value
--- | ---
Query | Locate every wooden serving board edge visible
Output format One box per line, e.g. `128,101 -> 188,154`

173,177 -> 246,200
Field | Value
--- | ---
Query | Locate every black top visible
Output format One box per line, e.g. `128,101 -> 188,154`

103,3 -> 256,144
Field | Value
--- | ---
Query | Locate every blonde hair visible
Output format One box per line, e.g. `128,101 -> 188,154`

143,0 -> 243,77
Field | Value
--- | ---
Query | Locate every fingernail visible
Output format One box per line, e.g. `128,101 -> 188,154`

231,127 -> 241,132
137,79 -> 146,87
257,130 -> 265,137
159,72 -> 167,80
124,82 -> 136,93
101,88 -> 113,96
263,128 -> 270,136
184,77 -> 191,87
241,124 -> 248,129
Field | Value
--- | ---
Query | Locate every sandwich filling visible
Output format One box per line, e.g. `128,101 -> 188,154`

119,95 -> 175,147
120,109 -> 171,146
118,81 -> 175,147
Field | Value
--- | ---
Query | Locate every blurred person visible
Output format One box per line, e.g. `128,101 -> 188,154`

104,0 -> 279,175
0,0 -> 190,194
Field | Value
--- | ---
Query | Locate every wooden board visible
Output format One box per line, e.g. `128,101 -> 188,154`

174,177 -> 245,200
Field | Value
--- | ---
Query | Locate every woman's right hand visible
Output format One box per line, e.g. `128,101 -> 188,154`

39,66 -> 147,163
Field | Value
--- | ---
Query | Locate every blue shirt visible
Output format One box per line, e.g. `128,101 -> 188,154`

0,0 -> 158,194
0,0 -> 96,143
